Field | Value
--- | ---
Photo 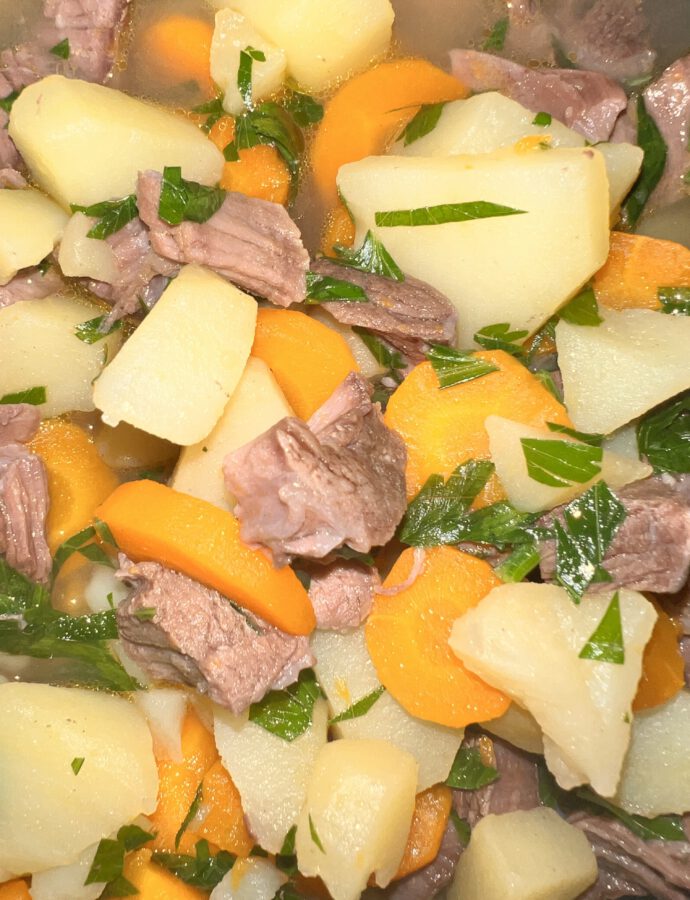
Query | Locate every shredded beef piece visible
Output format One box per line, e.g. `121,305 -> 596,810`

571,813 -> 690,900
307,559 -> 379,630
643,55 -> 690,211
384,819 -> 463,900
0,265 -> 63,309
0,168 -> 26,188
0,404 -> 40,446
137,170 -> 309,308
224,372 -> 407,567
309,258 -> 456,362
116,558 -> 314,714
540,475 -> 690,593
449,49 -> 627,143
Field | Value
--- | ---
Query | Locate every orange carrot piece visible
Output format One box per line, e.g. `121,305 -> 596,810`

365,546 -> 509,728
29,419 -> 119,553
0,880 -> 31,900
252,308 -> 359,420
194,759 -> 253,856
96,480 -> 315,635
393,785 -> 453,880
320,202 -> 356,257
384,352 -> 572,505
209,116 -> 291,206
138,15 -> 215,96
311,59 -> 467,207
123,849 -> 206,899
594,232 -> 690,311
633,603 -> 685,712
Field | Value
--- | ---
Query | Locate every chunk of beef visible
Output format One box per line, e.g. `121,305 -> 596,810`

0,168 -> 26,188
540,475 -> 690,594
0,443 -> 51,583
307,559 -> 379,630
224,373 -> 407,567
571,813 -> 690,900
449,49 -> 627,142
0,265 -> 63,310
0,113 -> 20,171
643,55 -> 690,210
309,258 -> 456,363
137,171 -> 309,308
0,404 -> 40,446
116,558 -> 314,714
385,819 -> 463,900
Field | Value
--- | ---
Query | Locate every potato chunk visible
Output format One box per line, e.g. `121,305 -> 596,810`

556,308 -> 690,434
449,808 -> 598,900
337,148 -> 609,345
295,739 -> 418,900
450,584 -> 657,796
94,265 -> 257,445
9,75 -> 223,207
0,187 -> 68,284
0,683 -> 158,875
58,213 -> 119,283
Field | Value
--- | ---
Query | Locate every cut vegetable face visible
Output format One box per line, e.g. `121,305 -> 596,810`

0,188 -> 68,284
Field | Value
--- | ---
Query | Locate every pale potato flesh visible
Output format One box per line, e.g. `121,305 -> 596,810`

210,858 -> 288,900
337,148 -> 610,345
133,688 -> 189,763
0,187 -> 68,284
309,308 -> 386,378
9,75 -> 224,207
93,420 -> 177,472
57,212 -> 119,283
295,738 -> 418,900
94,265 -> 257,445
0,683 -> 158,875
480,703 -> 544,756
30,843 -> 103,900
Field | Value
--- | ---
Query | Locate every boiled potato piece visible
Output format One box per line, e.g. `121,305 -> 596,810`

134,688 -> 189,762
449,808 -> 598,900
172,357 -> 292,509
0,683 -> 158,875
0,187 -> 68,284
94,420 -> 177,472
211,10 -> 287,116
615,691 -> 690,817
603,423 -> 640,461
0,293 -> 122,418
295,739 -> 417,900
596,142 -> 644,216
214,699 -> 328,854
338,148 -> 609,345
486,416 -> 651,513
450,584 -> 657,796
216,0 -> 394,92
309,307 -> 386,379
94,265 -> 257,445
556,308 -> 690,434
57,212 -> 119,283
30,842 -> 103,900
9,75 -> 223,208
312,627 -> 462,791
481,703 -> 544,756
210,858 -> 287,900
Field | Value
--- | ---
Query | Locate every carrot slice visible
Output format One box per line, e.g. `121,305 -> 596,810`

394,785 -> 453,880
311,59 -> 467,207
365,546 -> 509,728
138,14 -> 215,96
209,116 -> 291,206
96,480 -> 315,635
594,232 -> 690,311
320,202 -> 356,257
123,849 -> 206,899
633,603 -> 685,712
384,352 -> 572,505
252,308 -> 359,420
0,880 -> 31,900
194,759 -> 253,856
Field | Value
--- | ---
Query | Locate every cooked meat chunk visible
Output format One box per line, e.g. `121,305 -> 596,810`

0,111 -> 20,171
116,558 -> 314,714
540,475 -> 690,593
309,258 -> 457,362
307,559 -> 379,630
137,170 -> 309,308
0,404 -> 41,447
0,265 -> 63,310
224,373 -> 407,567
643,55 -> 690,210
449,49 -> 627,142
385,819 -> 463,900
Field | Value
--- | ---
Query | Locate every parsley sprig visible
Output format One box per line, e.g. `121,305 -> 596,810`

248,669 -> 321,741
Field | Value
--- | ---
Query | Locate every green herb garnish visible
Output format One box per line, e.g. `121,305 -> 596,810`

446,746 -> 499,790
50,38 -> 70,58
637,392 -> 690,474
225,102 -> 304,190
546,423 -> 604,447
334,230 -> 404,281
352,327 -> 406,382
482,17 -> 509,51
192,96 -> 225,133
71,756 -> 85,775
308,815 -> 326,853
559,286 -> 602,326
329,686 -> 385,725
658,286 -> 690,315
533,111 -> 553,126
398,102 -> 447,146
86,824 -> 154,894
237,45 -> 266,109
449,810 -> 471,844
621,95 -> 668,229
248,669 -> 321,741
375,201 -> 526,228
71,195 -> 138,240
0,386 -> 46,405
579,592 -> 625,664
495,541 -> 540,583
427,345 -> 499,388
151,839 -> 236,889
474,323 -> 528,357
176,781 -> 203,849
521,438 -> 603,487
52,520 -> 118,580
74,315 -> 123,345
304,272 -> 368,304
276,826 -> 298,876
158,166 -> 225,226
284,89 -> 324,127
0,90 -> 20,114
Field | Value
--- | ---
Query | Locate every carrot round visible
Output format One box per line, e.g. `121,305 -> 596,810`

633,603 -> 685,712
95,480 -> 315,635
320,202 -> 356,257
384,352 -> 572,505
393,785 -> 453,881
252,308 -> 359,420
138,14 -> 215,96
209,116 -> 291,206
310,59 -> 467,207
594,232 -> 690,311
365,546 -> 509,728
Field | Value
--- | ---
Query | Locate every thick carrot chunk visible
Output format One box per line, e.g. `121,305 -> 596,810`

633,603 -> 685,712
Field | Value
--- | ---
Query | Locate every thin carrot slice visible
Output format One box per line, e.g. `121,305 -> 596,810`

311,59 -> 467,207
123,849 -> 206,899
194,759 -> 253,856
209,116 -> 291,205
365,546 -> 509,728
320,202 -> 356,257
252,308 -> 359,420
96,480 -> 315,635
393,785 -> 453,880
138,14 -> 215,96
633,603 -> 685,712
384,352 -> 572,505
0,880 -> 31,900
594,232 -> 690,311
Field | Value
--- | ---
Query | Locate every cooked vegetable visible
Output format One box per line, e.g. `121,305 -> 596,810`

208,117 -> 291,205
634,604 -> 685,712
0,187 -> 68,284
93,420 -> 177,473
210,857 -> 287,899
9,75 -> 223,208
27,842 -> 100,900
95,480 -> 316,635
481,704 -> 544,756
134,688 -> 189,762
139,14 -> 215,96
58,212 -> 119,282
394,785 -> 452,880
122,848 -> 208,899
308,308 -> 386,378
0,881 -> 30,900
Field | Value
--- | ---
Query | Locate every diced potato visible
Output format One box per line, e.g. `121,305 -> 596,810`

556,308 -> 690,434
57,213 -> 119,283
449,584 -> 657,796
0,187 -> 68,284
603,423 -> 640,461
312,627 -> 463,791
596,142 -> 644,217
94,265 -> 257,445
94,420 -> 178,472
0,292 -> 122,418
448,808 -> 598,900
134,688 -> 189,762
211,10 -> 287,116
295,739 -> 418,900
309,307 -> 386,379
30,842 -> 103,900
214,699 -> 328,854
615,691 -> 690,817
83,565 -> 130,614
9,75 -> 224,208
171,357 -> 292,510
210,858 -> 287,900
0,683 -> 158,875
337,148 -> 610,345
215,0 -> 395,92
485,416 -> 651,513
481,703 -> 544,756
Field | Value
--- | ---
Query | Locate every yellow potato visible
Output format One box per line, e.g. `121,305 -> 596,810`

0,187 -> 68,284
